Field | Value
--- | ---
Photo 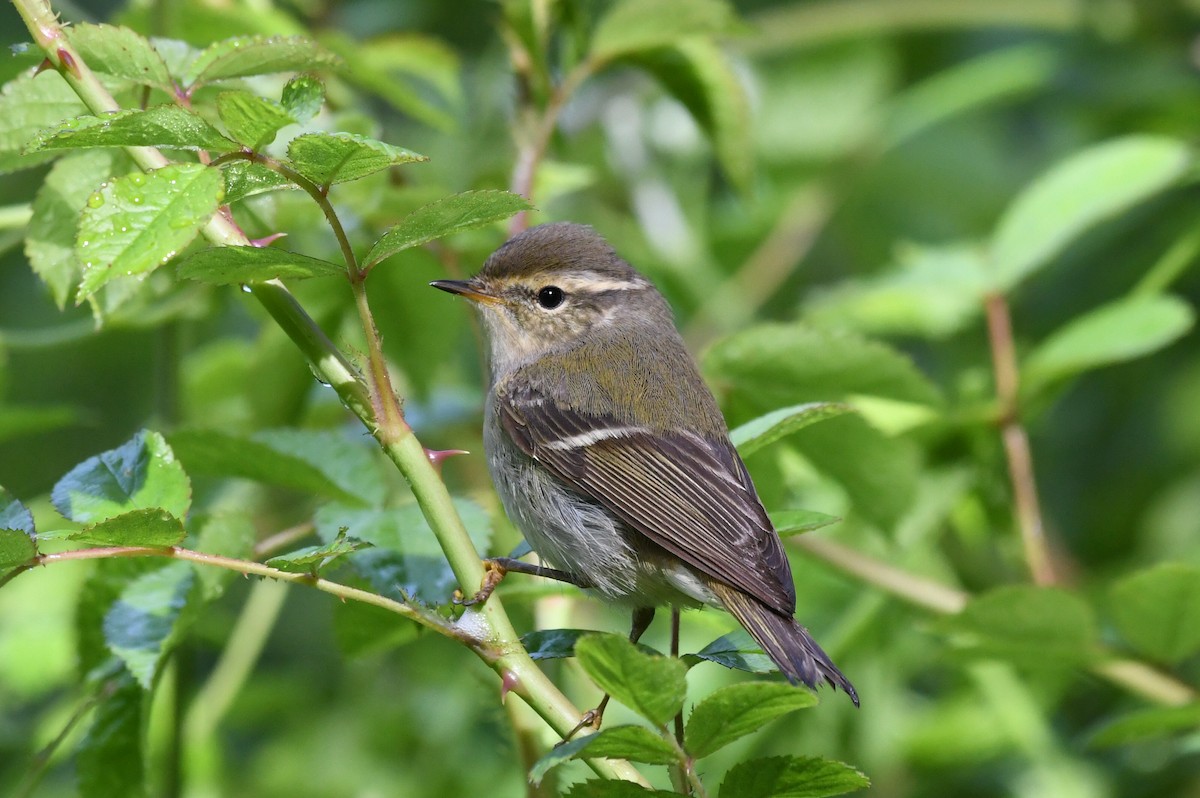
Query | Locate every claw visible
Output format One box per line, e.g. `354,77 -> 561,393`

454,559 -> 507,606
561,696 -> 610,742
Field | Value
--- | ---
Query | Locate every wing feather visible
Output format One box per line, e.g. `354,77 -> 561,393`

498,385 -> 796,614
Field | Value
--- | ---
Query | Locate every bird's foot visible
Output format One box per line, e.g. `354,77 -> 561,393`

560,695 -> 611,743
453,559 -> 508,606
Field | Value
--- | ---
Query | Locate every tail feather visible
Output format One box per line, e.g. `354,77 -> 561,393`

712,582 -> 859,707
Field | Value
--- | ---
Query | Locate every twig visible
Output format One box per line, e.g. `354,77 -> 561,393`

984,291 -> 1057,586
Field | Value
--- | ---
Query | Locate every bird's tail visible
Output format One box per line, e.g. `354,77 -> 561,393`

711,582 -> 859,707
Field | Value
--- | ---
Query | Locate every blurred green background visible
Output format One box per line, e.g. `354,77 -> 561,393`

2,1 -> 1199,796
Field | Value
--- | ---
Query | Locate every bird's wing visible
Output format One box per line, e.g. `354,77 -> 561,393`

497,384 -> 796,615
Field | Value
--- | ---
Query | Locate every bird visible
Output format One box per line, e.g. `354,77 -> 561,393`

431,221 -> 857,711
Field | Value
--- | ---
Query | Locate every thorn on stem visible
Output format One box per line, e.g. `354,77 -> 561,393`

250,232 -> 288,248
56,49 -> 78,78
426,448 -> 469,472
500,670 -> 520,704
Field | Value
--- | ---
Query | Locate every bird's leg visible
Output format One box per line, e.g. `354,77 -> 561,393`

454,557 -> 592,606
565,607 -> 656,740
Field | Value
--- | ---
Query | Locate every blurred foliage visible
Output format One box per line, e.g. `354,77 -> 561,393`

1,0 -> 1200,796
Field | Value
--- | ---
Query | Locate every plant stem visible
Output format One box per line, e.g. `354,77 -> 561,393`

984,291 -> 1057,586
792,534 -> 1197,706
0,203 -> 33,229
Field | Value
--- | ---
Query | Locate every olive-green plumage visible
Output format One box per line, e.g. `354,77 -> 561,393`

432,222 -> 857,705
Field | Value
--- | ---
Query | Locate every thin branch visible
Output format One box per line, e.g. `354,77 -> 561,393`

984,291 -> 1057,586
792,534 -> 1197,706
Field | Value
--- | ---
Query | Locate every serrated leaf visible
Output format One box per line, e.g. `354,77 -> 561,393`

575,634 -> 688,726
684,629 -> 775,674
770,510 -> 839,537
0,486 -> 37,567
26,105 -> 238,153
281,74 -> 325,123
1088,704 -> 1200,748
627,37 -> 752,192
1109,563 -> 1200,665
531,725 -> 678,785
990,135 -> 1192,290
220,159 -> 296,204
167,428 -> 384,507
731,402 -> 853,459
591,0 -> 739,62
66,23 -> 174,92
720,755 -> 869,798
104,562 -> 195,688
686,682 -> 817,759
184,35 -> 341,89
567,782 -> 684,798
75,162 -> 224,302
265,532 -> 372,573
286,131 -> 426,187
51,430 -> 191,524
216,90 -> 295,150
177,245 -> 344,284
0,70 -> 87,174
77,674 -> 146,798
1023,295 -> 1194,394
69,507 -> 186,547
364,190 -> 532,268
944,585 -> 1098,666
25,150 -> 126,308
704,323 -> 941,408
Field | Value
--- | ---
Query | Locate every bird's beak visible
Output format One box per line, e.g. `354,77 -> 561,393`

429,279 -> 501,306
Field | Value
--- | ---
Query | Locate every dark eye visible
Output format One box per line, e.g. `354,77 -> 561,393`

536,286 -> 564,309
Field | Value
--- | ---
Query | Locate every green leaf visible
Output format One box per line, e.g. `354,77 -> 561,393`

803,242 -> 989,340
1109,563 -> 1200,665
69,507 -> 186,547
314,500 -> 491,605
990,135 -> 1192,290
364,190 -> 532,268
567,782 -> 684,798
627,37 -> 753,192
0,486 -> 37,567
686,682 -> 818,758
574,634 -> 688,726
51,430 -> 192,524
1087,703 -> 1200,748
25,150 -> 127,308
66,23 -> 174,92
26,106 -> 238,153
0,70 -> 86,174
75,162 -> 225,303
1023,295 -> 1194,394
286,131 -> 426,187
167,428 -> 385,507
719,755 -> 869,798
77,674 -> 146,798
790,414 -> 919,531
265,532 -> 372,573
731,402 -> 853,459
104,562 -> 195,687
177,245 -> 344,284
770,510 -> 840,537
320,32 -> 461,132
220,159 -> 296,204
280,74 -> 325,123
184,35 -> 341,89
704,323 -> 941,408
684,629 -> 777,674
216,90 -> 296,150
531,725 -> 678,785
591,0 -> 739,63
944,585 -> 1098,666
522,628 -> 589,661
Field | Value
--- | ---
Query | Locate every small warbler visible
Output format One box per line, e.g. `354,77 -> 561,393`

432,222 -> 857,705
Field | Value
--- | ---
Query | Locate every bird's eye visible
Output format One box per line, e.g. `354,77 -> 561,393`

536,286 -> 565,309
